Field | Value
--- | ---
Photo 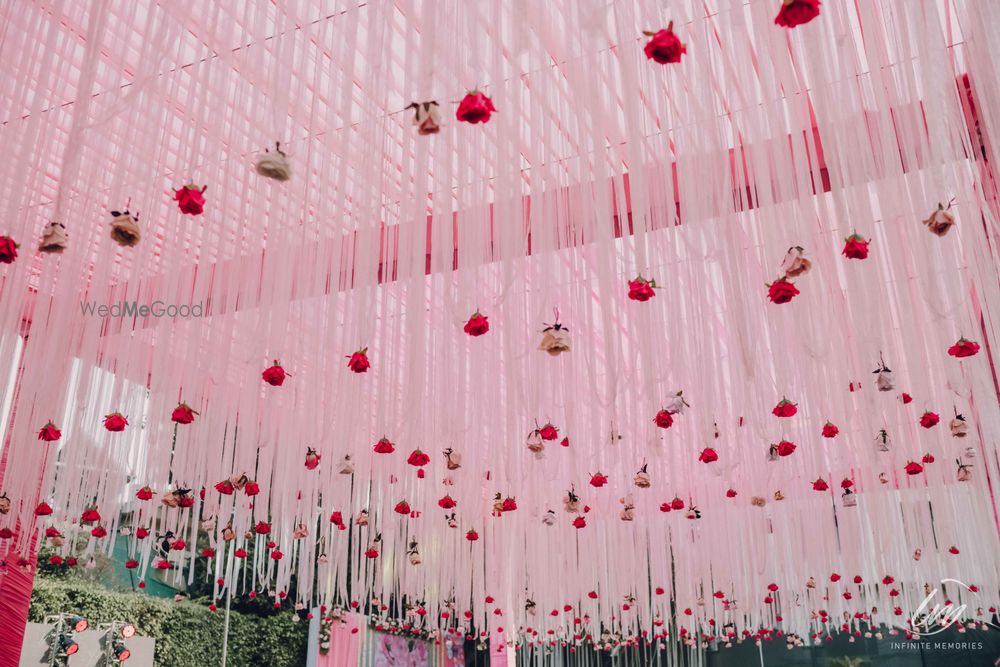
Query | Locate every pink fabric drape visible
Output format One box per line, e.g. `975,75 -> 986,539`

490,631 -> 508,663
0,525 -> 37,667
316,616 -> 362,667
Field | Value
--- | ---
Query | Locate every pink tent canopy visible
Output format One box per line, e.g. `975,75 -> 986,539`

1,0 -> 1000,662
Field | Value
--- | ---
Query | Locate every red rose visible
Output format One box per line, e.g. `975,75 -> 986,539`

136,527 -> 149,539
214,480 -> 234,495
904,461 -> 923,475
394,500 -> 411,515
438,495 -> 457,509
45,527 -> 60,538
590,472 -> 608,487
776,440 -> 796,457
919,411 -> 939,429
948,338 -> 980,358
37,421 -> 61,442
456,91 -> 496,124
0,235 -> 19,263
330,511 -> 345,528
821,421 -> 839,438
627,276 -> 656,301
772,398 -> 797,417
538,423 -> 558,440
155,559 -> 172,570
407,449 -> 430,467
643,24 -> 686,64
588,591 -> 598,599
921,453 -> 935,464
262,361 -> 286,386
501,497 -> 517,512
244,481 -> 259,496
464,311 -> 489,336
830,573 -> 841,582
201,547 -> 216,557
671,497 -> 685,510
136,486 -> 153,500
365,548 -> 379,558
572,516 -> 586,529
170,538 -> 185,550
726,489 -> 737,498
255,521 -> 271,535
91,525 -> 108,538
125,559 -> 139,569
653,409 -> 674,429
767,277 -> 800,304
948,545 -> 960,555
171,402 -> 198,424
774,0 -> 820,28
659,502 -> 672,512
842,233 -> 870,260
347,348 -> 370,373
812,478 -> 829,491
174,184 -> 207,215
48,555 -> 64,566
373,437 -> 395,454
271,550 -> 283,560
104,412 -> 128,432
560,436 -> 570,447
178,496 -> 194,508
34,502 -> 53,516
768,583 -> 779,592
81,507 -> 101,523
235,548 -> 248,558
305,447 -> 321,469
840,478 -> 854,489
901,392 -> 913,404
698,447 -> 718,463
466,529 -> 479,541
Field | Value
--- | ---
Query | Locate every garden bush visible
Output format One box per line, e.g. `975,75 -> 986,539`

29,578 -> 308,666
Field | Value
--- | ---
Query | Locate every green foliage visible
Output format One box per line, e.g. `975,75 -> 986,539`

29,578 -> 308,667
824,658 -> 869,667
36,549 -> 117,584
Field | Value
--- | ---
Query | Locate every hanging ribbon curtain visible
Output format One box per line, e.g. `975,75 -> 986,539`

0,0 -> 998,655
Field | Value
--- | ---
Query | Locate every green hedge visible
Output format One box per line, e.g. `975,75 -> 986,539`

29,578 -> 308,666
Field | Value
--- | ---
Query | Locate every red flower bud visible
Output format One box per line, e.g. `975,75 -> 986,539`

456,91 -> 496,124
346,348 -> 371,373
948,337 -> 980,358
174,184 -> 207,215
37,422 -> 61,442
463,311 -> 490,336
104,412 -> 129,432
643,25 -> 686,64
171,402 -> 197,424
774,0 -> 821,29
262,361 -> 286,386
